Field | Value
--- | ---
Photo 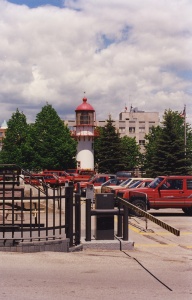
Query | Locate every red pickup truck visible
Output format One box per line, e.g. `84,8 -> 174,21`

118,175 -> 192,216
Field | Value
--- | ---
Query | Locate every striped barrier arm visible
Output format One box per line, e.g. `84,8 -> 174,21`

118,197 -> 180,236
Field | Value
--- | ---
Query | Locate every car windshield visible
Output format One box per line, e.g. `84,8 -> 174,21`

119,178 -> 132,187
129,180 -> 142,188
148,177 -> 164,188
89,175 -> 97,182
102,179 -> 118,186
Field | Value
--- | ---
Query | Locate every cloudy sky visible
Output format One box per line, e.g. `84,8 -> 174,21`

1,0 -> 192,126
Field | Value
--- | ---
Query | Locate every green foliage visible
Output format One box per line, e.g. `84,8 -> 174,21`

30,103 -> 77,171
120,136 -> 141,170
94,118 -> 123,173
0,105 -> 77,171
0,109 -> 29,168
143,126 -> 162,177
144,109 -> 192,177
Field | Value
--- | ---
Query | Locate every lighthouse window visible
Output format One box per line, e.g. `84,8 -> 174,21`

80,112 -> 90,125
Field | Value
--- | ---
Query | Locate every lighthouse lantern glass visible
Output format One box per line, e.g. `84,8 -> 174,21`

76,111 -> 94,125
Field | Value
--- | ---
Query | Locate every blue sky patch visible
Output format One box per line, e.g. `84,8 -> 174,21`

8,0 -> 64,8
177,70 -> 192,80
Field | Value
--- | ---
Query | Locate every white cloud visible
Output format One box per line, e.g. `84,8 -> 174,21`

0,0 -> 192,126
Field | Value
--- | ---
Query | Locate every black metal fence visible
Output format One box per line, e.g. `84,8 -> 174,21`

0,184 -> 81,248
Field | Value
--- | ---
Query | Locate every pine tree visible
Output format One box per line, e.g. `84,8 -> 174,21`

29,103 -> 77,171
144,126 -> 162,177
144,109 -> 192,177
120,136 -> 141,170
0,109 -> 29,167
95,117 -> 122,173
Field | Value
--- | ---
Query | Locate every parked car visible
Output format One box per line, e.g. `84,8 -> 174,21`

94,178 -> 123,195
74,174 -> 116,196
43,170 -> 74,181
102,177 -> 150,193
66,169 -> 95,182
117,175 -> 192,216
24,174 -> 44,186
115,171 -> 133,181
135,179 -> 153,188
24,173 -> 69,188
113,179 -> 153,206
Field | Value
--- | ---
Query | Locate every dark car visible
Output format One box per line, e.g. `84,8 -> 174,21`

115,171 -> 133,181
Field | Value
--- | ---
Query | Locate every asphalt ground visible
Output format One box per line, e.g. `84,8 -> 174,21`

0,205 -> 191,300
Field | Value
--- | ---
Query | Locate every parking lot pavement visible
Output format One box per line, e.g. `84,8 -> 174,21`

0,246 -> 191,300
0,208 -> 191,300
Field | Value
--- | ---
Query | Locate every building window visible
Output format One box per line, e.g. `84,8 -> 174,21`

139,127 -> 145,133
129,127 -> 135,133
139,140 -> 145,145
119,127 -> 125,133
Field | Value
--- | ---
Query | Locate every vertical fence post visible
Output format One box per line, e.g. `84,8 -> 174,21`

75,193 -> 81,245
117,203 -> 123,237
65,186 -> 74,247
123,205 -> 128,241
86,198 -> 91,241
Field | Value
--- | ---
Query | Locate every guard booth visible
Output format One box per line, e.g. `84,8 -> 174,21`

95,193 -> 114,240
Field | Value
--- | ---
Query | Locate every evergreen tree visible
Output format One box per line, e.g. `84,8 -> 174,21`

120,136 -> 141,170
29,103 -> 77,171
94,117 -> 122,173
0,109 -> 29,168
93,126 -> 103,168
143,126 -> 162,177
144,109 -> 192,177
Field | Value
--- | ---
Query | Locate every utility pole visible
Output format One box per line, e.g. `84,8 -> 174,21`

184,104 -> 186,156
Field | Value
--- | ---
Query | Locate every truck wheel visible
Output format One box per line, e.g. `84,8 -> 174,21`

182,207 -> 192,216
131,199 -> 146,216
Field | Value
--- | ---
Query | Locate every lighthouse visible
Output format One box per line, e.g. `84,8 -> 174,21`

74,97 -> 96,170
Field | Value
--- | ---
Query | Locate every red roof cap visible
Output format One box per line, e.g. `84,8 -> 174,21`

75,97 -> 95,112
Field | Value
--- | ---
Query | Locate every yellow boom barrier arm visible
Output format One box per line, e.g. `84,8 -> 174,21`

118,197 -> 180,236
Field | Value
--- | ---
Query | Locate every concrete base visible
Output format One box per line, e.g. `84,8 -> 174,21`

0,238 -> 70,253
81,236 -> 134,250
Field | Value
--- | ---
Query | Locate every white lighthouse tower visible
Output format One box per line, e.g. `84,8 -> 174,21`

74,97 -> 96,170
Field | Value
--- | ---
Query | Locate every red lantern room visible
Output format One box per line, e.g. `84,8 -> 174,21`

75,97 -> 95,127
